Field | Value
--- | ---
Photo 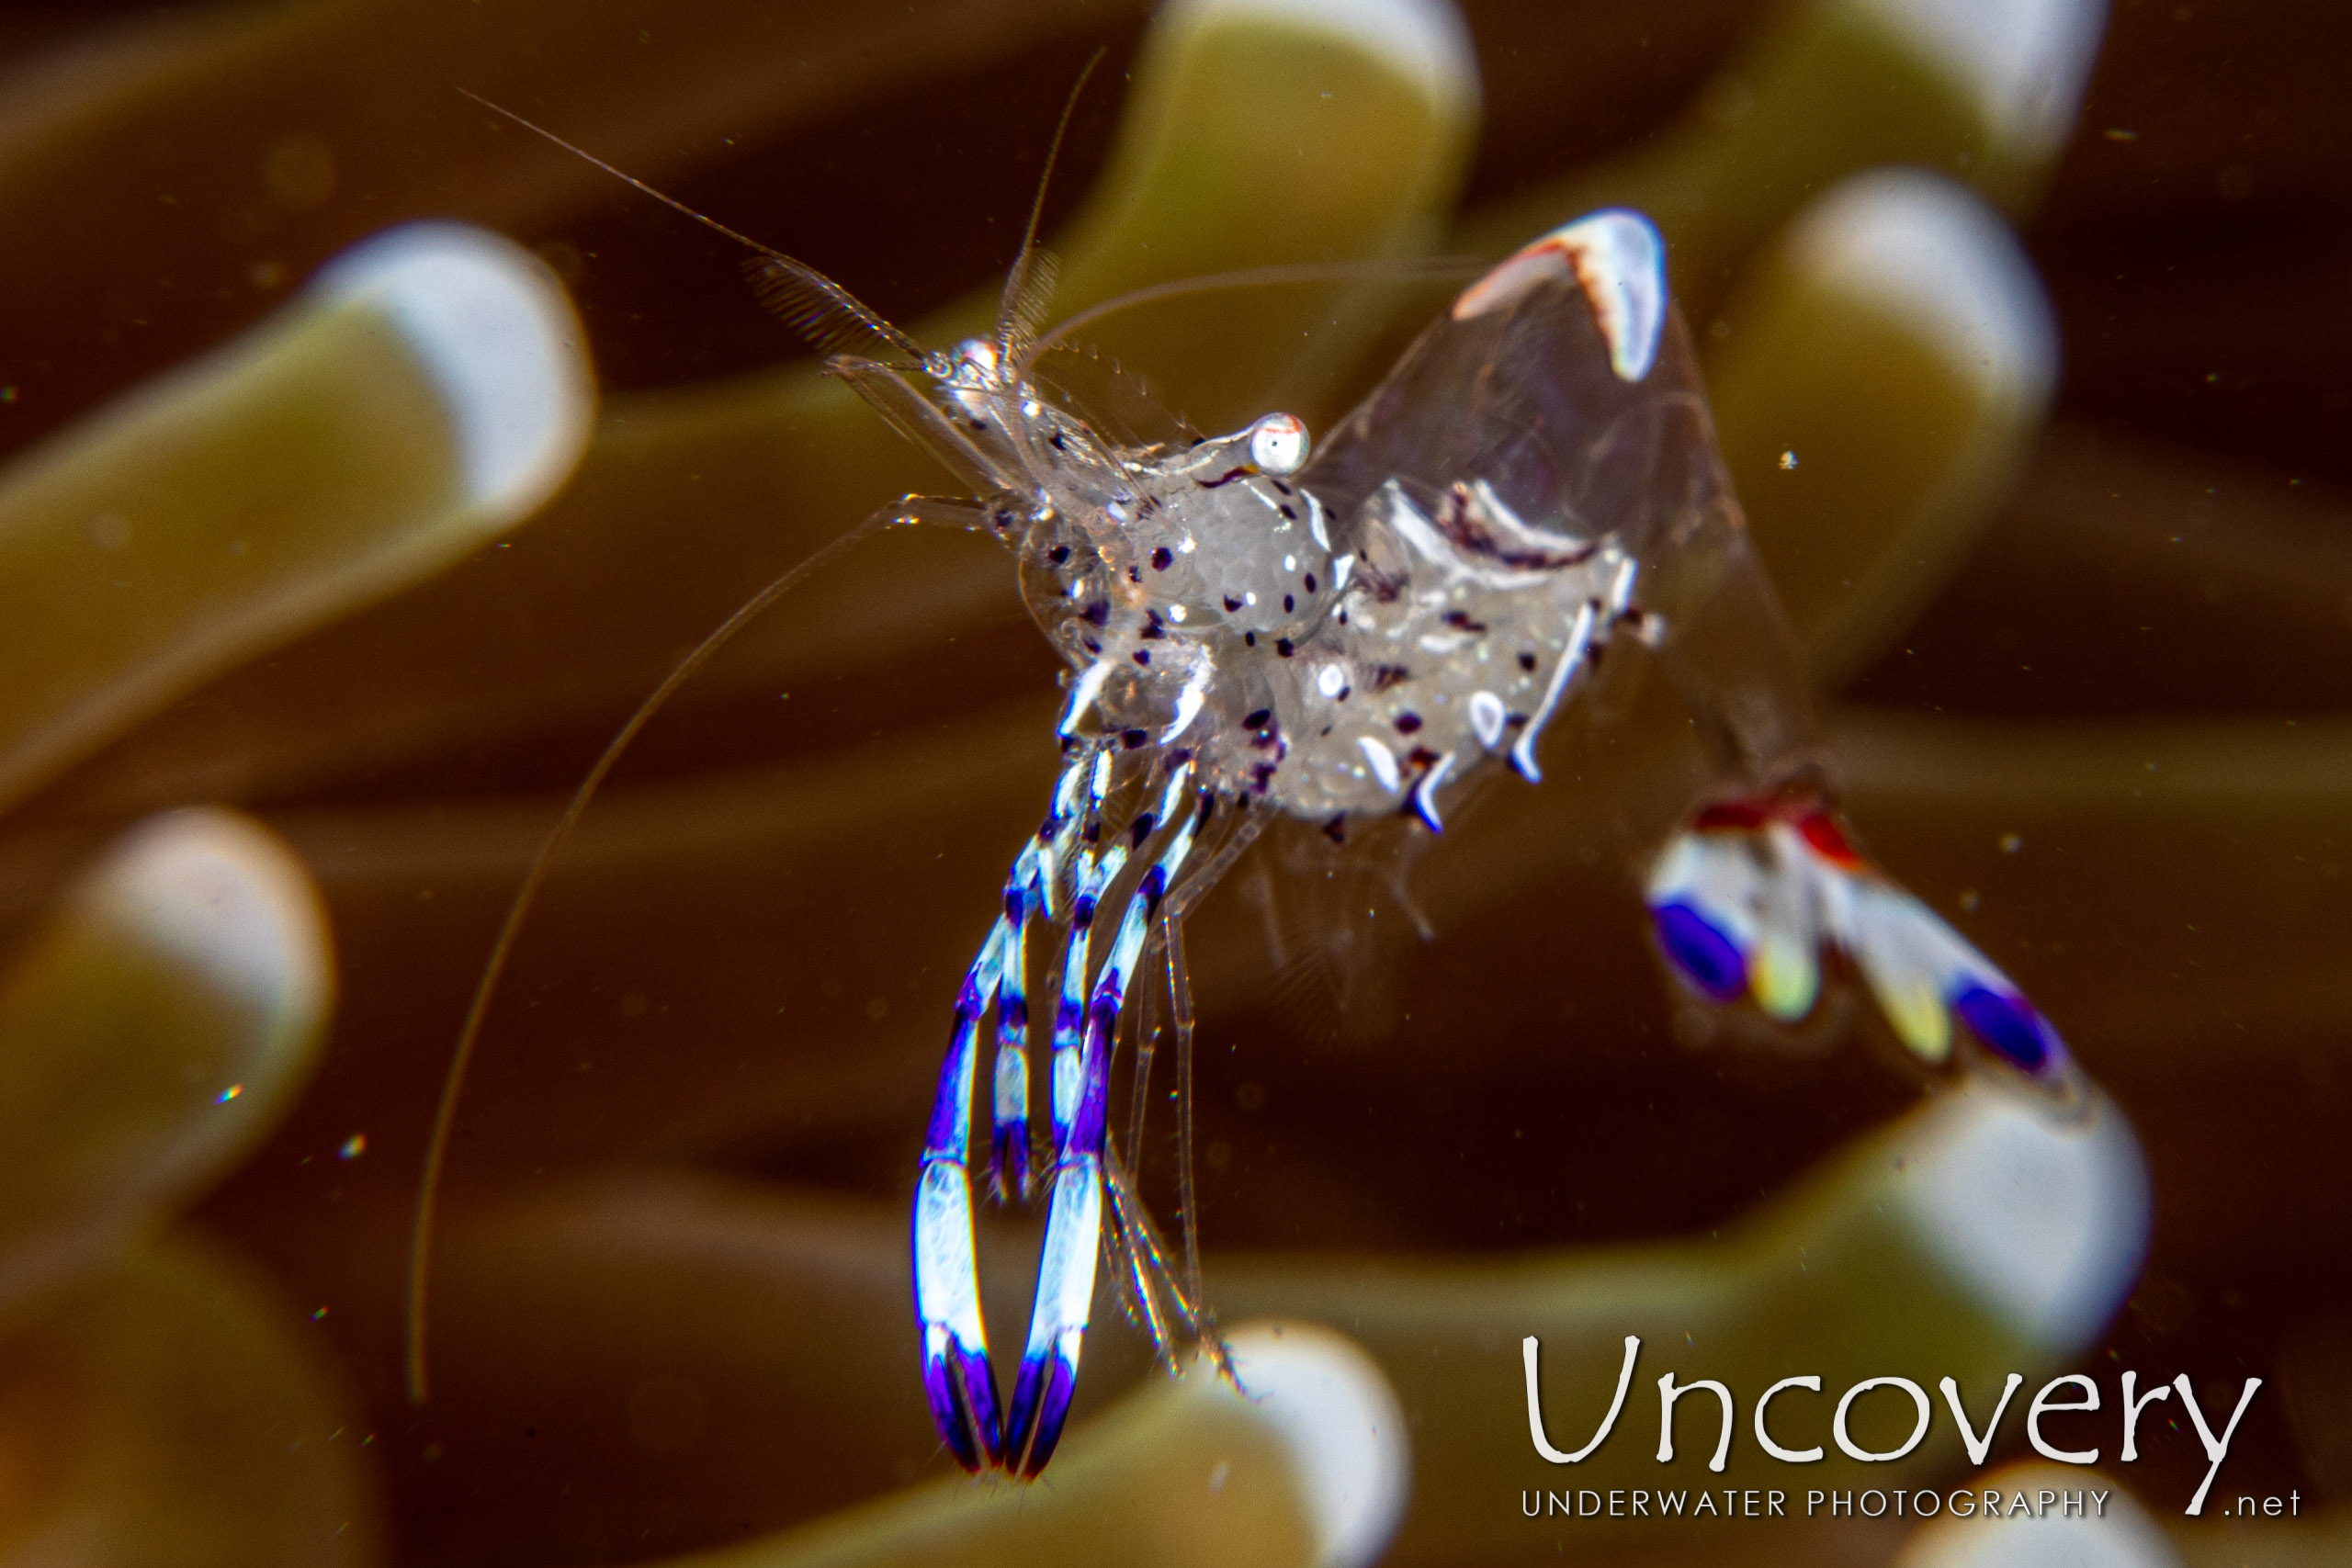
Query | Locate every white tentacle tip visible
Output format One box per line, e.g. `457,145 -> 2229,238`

1222,1321 -> 1409,1568
1787,171 -> 2058,405
1164,0 -> 1480,118
1854,0 -> 2109,161
1889,1080 -> 2150,1353
89,807 -> 331,1032
1454,209 -> 1667,381
312,221 -> 595,520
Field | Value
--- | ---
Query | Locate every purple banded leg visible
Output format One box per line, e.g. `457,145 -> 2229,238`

991,828 -> 1125,1475
911,922 -> 1007,1471
989,1041 -> 1030,1201
1007,775 -> 1201,1474
911,749 -> 1103,1470
1048,840 -> 1129,1150
989,840 -> 1042,1201
1021,747 -> 1110,1189
1004,1152 -> 1101,1475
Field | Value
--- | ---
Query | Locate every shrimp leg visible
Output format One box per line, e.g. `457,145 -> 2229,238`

911,745 -> 1103,1471
1004,767 -> 1202,1474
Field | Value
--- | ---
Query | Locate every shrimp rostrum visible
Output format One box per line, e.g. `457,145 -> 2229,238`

775,209 -> 2080,1478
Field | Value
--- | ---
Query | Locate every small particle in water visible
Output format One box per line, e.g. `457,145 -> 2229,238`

1778,449 -> 1799,470
1999,833 -> 2022,854
311,1305 -> 330,1321
339,1134 -> 367,1160
217,1084 -> 243,1103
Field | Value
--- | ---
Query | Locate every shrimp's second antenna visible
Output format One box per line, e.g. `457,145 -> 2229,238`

405,498 -> 945,1404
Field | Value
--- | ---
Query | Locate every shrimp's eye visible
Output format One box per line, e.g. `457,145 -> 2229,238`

946,338 -> 1005,420
952,338 -> 1001,384
1248,412 -> 1308,476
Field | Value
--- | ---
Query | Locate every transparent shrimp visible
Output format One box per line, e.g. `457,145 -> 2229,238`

415,101 -> 2076,1482
856,209 -> 2080,1476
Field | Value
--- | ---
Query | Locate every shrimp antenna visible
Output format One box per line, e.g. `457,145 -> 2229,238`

405,502 -> 905,1404
455,88 -> 921,362
994,48 -> 1106,358
1027,254 -> 1482,363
